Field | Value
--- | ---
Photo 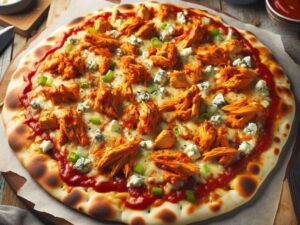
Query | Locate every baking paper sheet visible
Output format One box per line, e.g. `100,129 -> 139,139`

0,0 -> 300,224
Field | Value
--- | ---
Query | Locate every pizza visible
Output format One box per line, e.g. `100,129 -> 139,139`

1,2 -> 295,225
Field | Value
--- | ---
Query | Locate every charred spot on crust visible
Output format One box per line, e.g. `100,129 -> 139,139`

12,67 -> 31,79
63,189 -> 84,207
156,209 -> 177,223
235,175 -> 257,198
4,87 -> 21,110
247,163 -> 260,175
286,123 -> 290,130
279,102 -> 292,116
119,4 -> 134,10
131,217 -> 146,225
46,36 -> 56,42
88,198 -> 116,220
274,136 -> 280,143
274,148 -> 280,155
8,124 -> 33,152
27,156 -> 47,179
273,67 -> 284,79
277,87 -> 293,98
43,174 -> 61,188
33,45 -> 52,59
69,16 -> 85,26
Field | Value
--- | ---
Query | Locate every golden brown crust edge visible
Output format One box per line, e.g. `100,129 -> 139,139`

1,2 -> 295,225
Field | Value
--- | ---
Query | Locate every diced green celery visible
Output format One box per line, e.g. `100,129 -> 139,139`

65,42 -> 73,52
39,75 -> 47,85
207,104 -> 218,115
133,163 -> 144,174
186,190 -> 196,203
80,82 -> 90,89
202,17 -> 210,24
76,148 -> 89,158
147,84 -> 158,94
172,125 -> 182,137
110,61 -> 117,70
110,121 -> 120,132
151,37 -> 162,48
151,187 -> 163,196
68,152 -> 79,163
201,164 -> 209,174
199,113 -> 210,121
45,78 -> 54,87
161,22 -> 170,30
86,26 -> 97,33
102,70 -> 114,83
90,116 -> 101,125
211,28 -> 220,37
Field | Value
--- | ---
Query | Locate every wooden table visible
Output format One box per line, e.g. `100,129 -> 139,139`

0,0 -> 298,224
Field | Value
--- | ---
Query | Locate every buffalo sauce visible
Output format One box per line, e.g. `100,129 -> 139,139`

270,0 -> 300,20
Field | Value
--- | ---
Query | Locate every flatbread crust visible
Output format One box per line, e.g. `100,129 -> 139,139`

1,2 -> 295,225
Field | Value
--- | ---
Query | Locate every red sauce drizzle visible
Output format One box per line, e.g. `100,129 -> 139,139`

19,6 -> 280,210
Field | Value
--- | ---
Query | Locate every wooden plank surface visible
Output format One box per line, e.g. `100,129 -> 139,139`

0,0 -> 298,224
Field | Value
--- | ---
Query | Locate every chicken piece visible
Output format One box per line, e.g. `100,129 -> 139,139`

159,85 -> 200,121
222,99 -> 263,128
184,62 -> 203,83
157,4 -> 170,21
217,127 -> 230,147
121,104 -> 139,129
154,130 -> 177,149
137,101 -> 160,134
203,147 -> 238,165
137,4 -> 153,20
45,84 -> 79,105
120,17 -> 144,36
169,71 -> 190,89
41,52 -> 85,80
88,47 -> 112,57
223,39 -> 244,57
193,121 -> 217,151
97,139 -> 141,177
114,82 -> 134,102
94,17 -> 113,33
58,108 -> 89,146
151,150 -> 199,184
120,56 -> 151,85
176,22 -> 209,48
220,67 -> 257,92
93,83 -> 121,119
135,22 -> 157,39
85,33 -> 121,50
121,42 -> 138,55
98,56 -> 111,75
196,45 -> 230,66
39,112 -> 58,131
148,47 -> 157,56
149,43 -> 179,69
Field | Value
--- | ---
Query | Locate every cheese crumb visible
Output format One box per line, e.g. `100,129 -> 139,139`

243,123 -> 258,135
127,174 -> 145,188
40,140 -> 53,153
184,144 -> 200,161
140,140 -> 154,150
154,69 -> 168,85
212,93 -> 226,106
238,140 -> 256,155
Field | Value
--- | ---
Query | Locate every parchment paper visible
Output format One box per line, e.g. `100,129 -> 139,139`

0,0 -> 300,224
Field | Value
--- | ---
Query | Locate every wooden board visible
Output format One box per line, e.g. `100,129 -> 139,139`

0,0 -> 51,37
0,0 -> 298,224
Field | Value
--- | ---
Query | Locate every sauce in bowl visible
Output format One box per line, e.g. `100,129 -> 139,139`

270,0 -> 300,20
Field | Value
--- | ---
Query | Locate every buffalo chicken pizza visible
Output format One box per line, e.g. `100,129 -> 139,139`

1,2 -> 295,225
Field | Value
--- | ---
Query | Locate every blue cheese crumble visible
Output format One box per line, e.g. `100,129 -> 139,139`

77,99 -> 91,113
238,140 -> 256,155
127,174 -> 145,187
136,91 -> 151,102
140,140 -> 154,150
129,35 -> 142,45
94,128 -> 105,142
183,144 -> 200,161
40,140 -> 53,153
232,56 -> 252,68
74,157 -> 92,173
243,123 -> 258,136
154,69 -> 168,85
210,115 -> 222,125
177,10 -> 188,24
212,93 -> 226,106
255,80 -> 269,94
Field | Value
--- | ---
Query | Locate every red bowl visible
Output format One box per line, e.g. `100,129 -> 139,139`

265,0 -> 300,29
